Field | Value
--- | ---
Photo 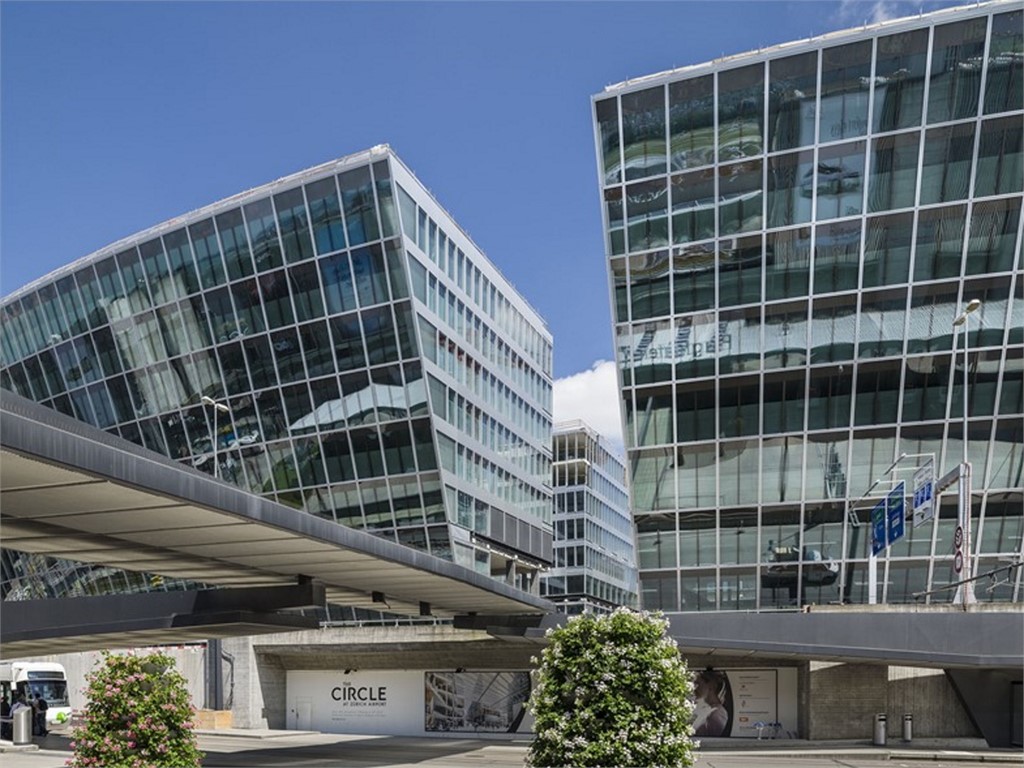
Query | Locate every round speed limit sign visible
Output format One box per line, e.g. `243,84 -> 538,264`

954,526 -> 964,549
954,551 -> 964,574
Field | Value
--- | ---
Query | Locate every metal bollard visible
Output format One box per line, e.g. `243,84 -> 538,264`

13,708 -> 31,745
872,712 -> 887,746
902,713 -> 913,743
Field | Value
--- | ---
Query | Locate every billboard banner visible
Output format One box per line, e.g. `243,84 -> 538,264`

286,669 -> 532,737
691,667 -> 798,738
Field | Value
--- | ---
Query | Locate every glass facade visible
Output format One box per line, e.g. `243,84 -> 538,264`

0,146 -> 554,597
594,2 -> 1023,611
541,421 -> 639,614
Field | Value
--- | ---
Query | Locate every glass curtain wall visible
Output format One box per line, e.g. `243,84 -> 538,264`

595,5 -> 1024,611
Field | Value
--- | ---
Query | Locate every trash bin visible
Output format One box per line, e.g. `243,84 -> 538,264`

13,708 -> 31,745
902,713 -> 913,743
873,713 -> 887,746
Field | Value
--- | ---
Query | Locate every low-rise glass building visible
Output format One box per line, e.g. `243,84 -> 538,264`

0,146 -> 554,597
541,420 -> 638,613
592,0 -> 1023,610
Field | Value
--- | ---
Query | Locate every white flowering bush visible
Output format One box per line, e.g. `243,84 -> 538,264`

527,608 -> 695,767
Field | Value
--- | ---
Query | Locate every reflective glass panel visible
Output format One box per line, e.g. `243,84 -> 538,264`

764,300 -> 808,370
907,282 -> 959,353
338,166 -> 380,246
629,251 -> 671,320
874,29 -> 928,132
373,161 -> 398,239
596,97 -> 621,185
762,369 -> 806,433
671,169 -> 715,244
626,179 -> 669,251
259,270 -> 294,329
761,437 -> 804,503
288,261 -> 326,322
858,288 -> 906,359
139,238 -> 172,306
920,123 -> 976,206
718,234 -> 763,307
914,204 -> 967,280
604,187 -> 625,255
216,208 -> 254,280
719,374 -> 759,438
621,85 -> 666,181
189,218 -> 226,289
274,188 -> 314,264
320,252 -> 356,314
814,141 -> 865,220
719,305 -> 761,374
966,198 -> 1022,275
768,51 -> 818,152
810,294 -> 857,364
767,150 -> 814,228
163,228 -> 199,298
928,17 -> 987,124
765,227 -> 811,300
306,176 -> 346,255
718,64 -> 764,160
814,219 -> 862,294
808,367 -> 853,430
351,244 -> 390,308
819,40 -> 871,141
901,353 -> 952,422
718,160 -> 763,235
672,243 -> 715,314
985,10 -> 1024,114
669,75 -> 714,171
975,116 -> 1024,197
868,131 -> 920,213
244,198 -> 283,272
863,212 -> 913,288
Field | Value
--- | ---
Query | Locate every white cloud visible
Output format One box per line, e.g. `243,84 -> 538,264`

553,360 -> 625,455
836,0 -> 902,25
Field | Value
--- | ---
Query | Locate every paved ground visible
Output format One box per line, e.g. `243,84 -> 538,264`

2,729 -> 1020,767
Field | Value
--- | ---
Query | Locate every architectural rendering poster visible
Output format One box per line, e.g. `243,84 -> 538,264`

691,668 -> 798,738
287,670 -> 424,736
425,671 -> 532,733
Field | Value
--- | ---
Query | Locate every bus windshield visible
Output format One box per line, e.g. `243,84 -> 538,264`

25,680 -> 69,708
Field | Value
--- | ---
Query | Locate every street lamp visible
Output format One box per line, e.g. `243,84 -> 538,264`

952,298 -> 981,605
201,395 -> 231,480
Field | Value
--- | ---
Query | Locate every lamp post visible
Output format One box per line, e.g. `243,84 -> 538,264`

201,395 -> 231,480
952,298 -> 981,605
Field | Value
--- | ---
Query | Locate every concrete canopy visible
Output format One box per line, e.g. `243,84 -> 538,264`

0,392 -> 553,621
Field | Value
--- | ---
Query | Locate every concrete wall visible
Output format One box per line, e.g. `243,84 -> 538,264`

37,645 -> 207,714
805,662 -> 978,740
888,666 -> 977,739
806,662 -> 888,740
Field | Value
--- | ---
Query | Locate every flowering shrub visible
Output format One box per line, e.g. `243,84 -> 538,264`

527,608 -> 695,767
67,651 -> 203,768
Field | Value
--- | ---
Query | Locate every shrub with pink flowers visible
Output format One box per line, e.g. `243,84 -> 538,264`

67,651 -> 202,768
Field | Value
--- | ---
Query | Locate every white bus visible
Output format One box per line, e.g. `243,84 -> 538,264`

0,661 -> 72,728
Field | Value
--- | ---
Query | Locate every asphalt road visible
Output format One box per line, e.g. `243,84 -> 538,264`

7,731 -> 1015,768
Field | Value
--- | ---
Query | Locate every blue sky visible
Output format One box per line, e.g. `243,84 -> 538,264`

1,0 -> 961,439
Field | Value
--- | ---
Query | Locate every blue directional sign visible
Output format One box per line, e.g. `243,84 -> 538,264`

871,498 -> 887,555
887,481 -> 906,547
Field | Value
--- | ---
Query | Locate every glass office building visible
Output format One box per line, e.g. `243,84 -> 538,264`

592,1 -> 1022,610
0,146 -> 554,596
541,420 -> 639,613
